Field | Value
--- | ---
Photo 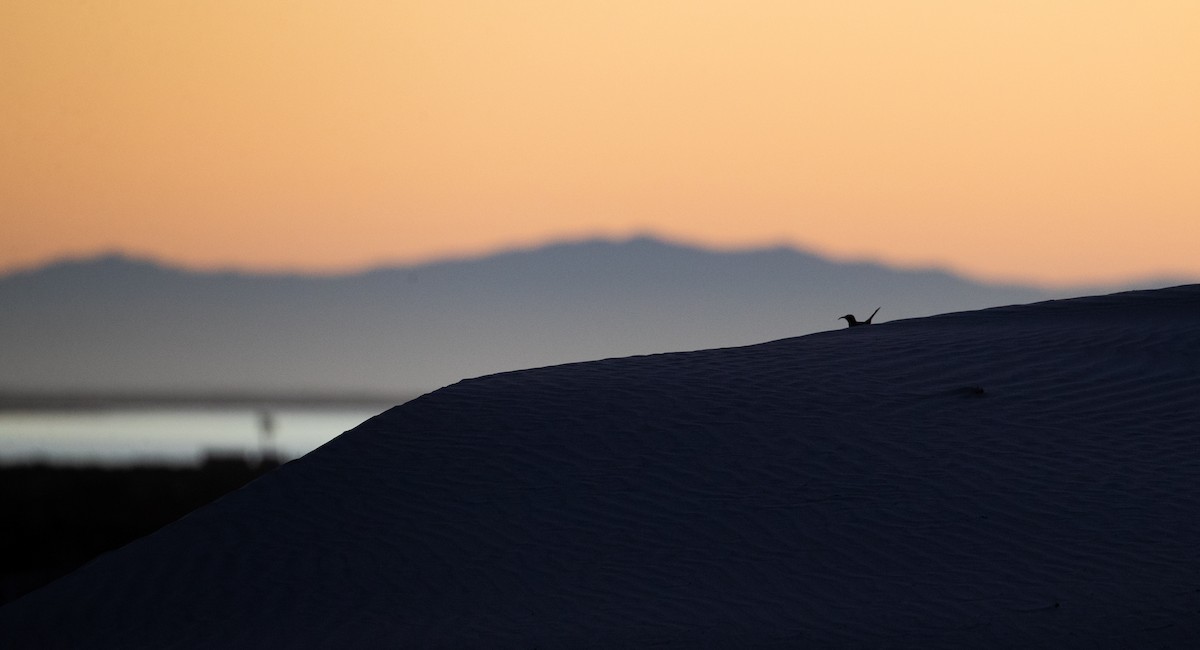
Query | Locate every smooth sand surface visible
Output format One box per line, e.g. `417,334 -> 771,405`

2,285 -> 1199,648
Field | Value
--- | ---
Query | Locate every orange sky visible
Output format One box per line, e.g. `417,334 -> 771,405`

2,1 -> 1197,286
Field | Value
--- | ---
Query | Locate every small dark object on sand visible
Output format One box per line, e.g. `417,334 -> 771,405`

839,307 -> 880,327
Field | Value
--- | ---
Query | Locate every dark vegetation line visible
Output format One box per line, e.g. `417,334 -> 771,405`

0,392 -> 407,412
0,457 -> 279,606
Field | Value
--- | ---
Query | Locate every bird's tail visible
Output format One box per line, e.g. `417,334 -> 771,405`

866,307 -> 880,324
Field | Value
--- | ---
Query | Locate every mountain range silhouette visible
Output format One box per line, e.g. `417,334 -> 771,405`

0,237 -> 1178,396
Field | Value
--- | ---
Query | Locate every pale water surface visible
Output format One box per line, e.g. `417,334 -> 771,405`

0,407 -> 386,465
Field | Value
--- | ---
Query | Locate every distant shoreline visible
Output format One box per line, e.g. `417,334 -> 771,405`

0,392 -> 410,412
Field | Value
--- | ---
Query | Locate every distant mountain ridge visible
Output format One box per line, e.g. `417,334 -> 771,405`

0,238 -> 1164,396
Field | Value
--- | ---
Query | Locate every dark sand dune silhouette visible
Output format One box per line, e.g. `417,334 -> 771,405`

2,285 -> 1199,648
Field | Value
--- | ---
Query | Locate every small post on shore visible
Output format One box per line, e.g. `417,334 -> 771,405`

257,409 -> 279,468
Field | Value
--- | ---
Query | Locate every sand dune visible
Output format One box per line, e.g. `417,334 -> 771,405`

2,285 -> 1199,648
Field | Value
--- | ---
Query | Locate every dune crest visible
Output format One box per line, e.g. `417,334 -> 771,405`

3,285 -> 1199,647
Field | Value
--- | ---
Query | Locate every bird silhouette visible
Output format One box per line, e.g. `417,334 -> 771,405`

839,307 -> 880,328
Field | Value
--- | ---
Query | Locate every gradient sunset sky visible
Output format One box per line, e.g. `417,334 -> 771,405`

3,1 -> 1197,286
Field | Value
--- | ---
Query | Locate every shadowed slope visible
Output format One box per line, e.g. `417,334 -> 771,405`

2,285 -> 1199,648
